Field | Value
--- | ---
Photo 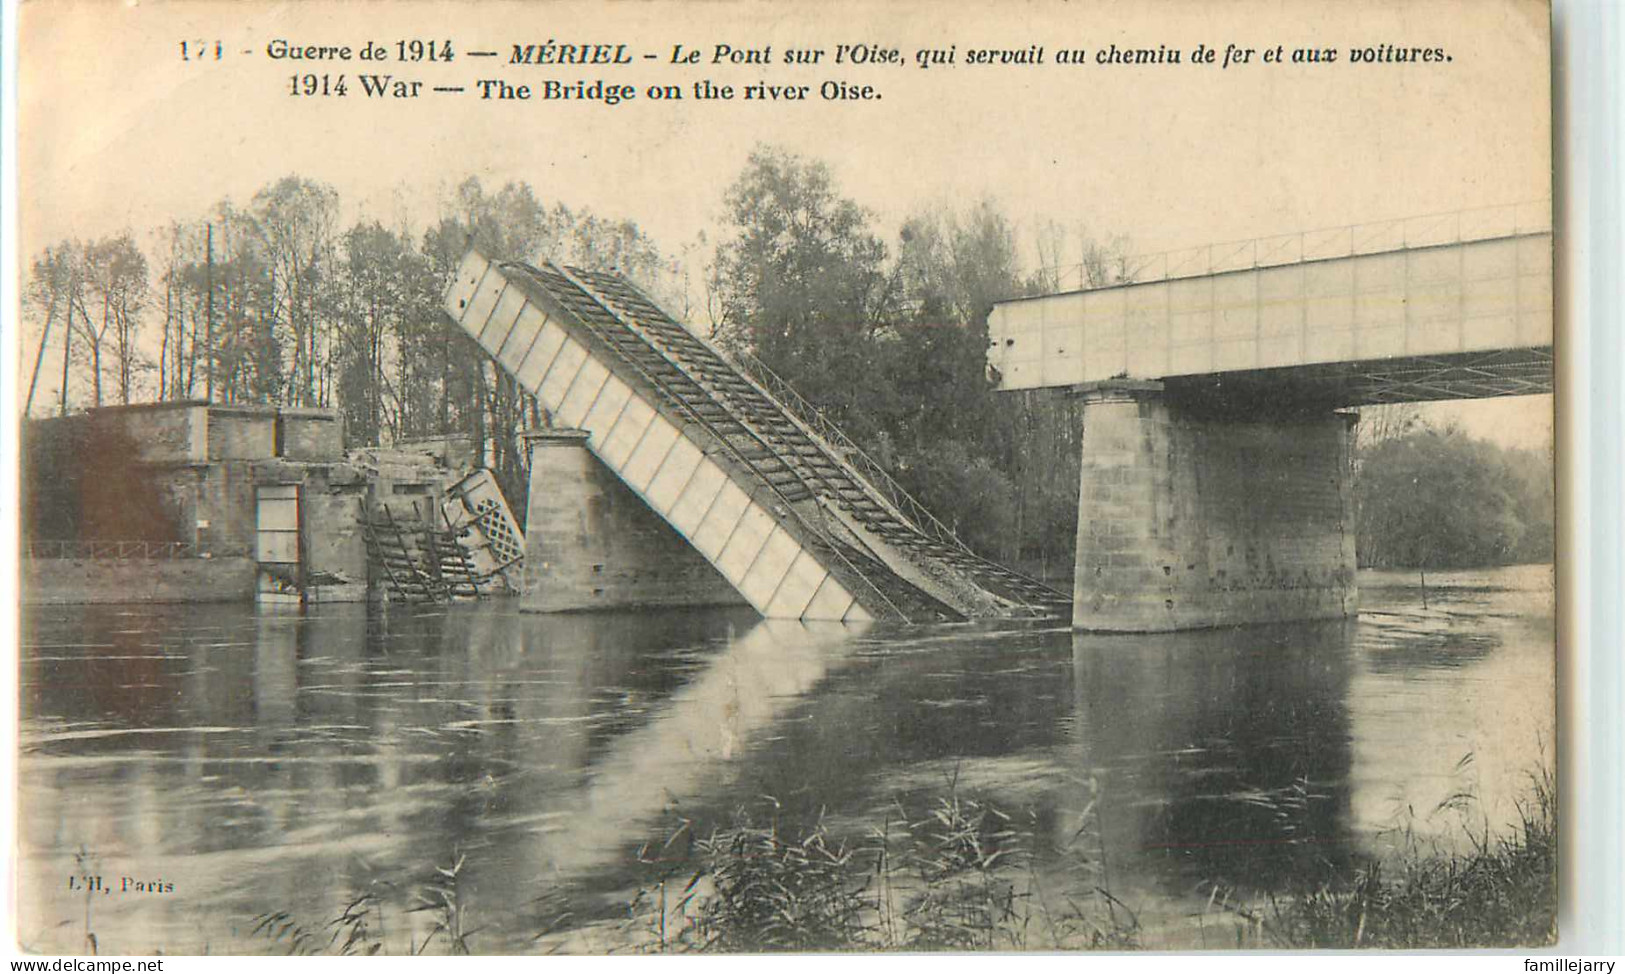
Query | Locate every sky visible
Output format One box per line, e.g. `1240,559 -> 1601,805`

14,0 -> 1554,444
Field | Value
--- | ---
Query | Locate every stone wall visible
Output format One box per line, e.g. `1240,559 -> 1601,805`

1073,390 -> 1356,631
208,408 -> 277,460
522,431 -> 746,612
302,485 -> 369,601
102,404 -> 207,464
25,414 -> 194,543
281,410 -> 345,461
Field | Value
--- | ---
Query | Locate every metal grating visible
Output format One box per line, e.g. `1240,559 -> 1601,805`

442,469 -> 525,592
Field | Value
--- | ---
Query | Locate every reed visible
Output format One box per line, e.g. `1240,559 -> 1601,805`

73,847 -> 99,956
247,849 -> 473,956
410,850 -> 476,955
1207,760 -> 1559,949
239,760 -> 1554,952
625,784 -> 1140,952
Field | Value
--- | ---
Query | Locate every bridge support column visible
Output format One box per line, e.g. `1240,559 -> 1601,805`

1072,382 -> 1357,631
520,429 -> 746,613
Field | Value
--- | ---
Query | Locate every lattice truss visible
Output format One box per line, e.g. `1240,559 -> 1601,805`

1166,346 -> 1553,409
1345,347 -> 1553,404
441,469 -> 526,592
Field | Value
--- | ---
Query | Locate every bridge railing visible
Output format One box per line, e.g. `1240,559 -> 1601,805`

731,350 -> 977,557
1043,200 -> 1552,293
545,262 -> 913,622
24,540 -> 251,560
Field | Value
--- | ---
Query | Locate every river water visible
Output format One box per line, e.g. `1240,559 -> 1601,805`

17,565 -> 1554,953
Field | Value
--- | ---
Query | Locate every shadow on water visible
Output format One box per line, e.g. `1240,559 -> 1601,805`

460,612 -> 873,927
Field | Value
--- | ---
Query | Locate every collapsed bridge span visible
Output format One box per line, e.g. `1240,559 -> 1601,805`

444,249 -> 1066,624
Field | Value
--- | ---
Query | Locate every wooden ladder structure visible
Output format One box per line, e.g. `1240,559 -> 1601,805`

362,503 -> 438,604
425,518 -> 483,600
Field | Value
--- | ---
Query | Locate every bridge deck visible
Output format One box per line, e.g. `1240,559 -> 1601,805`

444,250 -> 1067,623
989,231 -> 1553,405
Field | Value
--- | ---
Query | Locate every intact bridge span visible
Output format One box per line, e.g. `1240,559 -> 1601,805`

987,203 -> 1552,631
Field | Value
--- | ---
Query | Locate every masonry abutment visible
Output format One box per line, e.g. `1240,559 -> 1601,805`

1072,382 -> 1358,632
520,429 -> 746,613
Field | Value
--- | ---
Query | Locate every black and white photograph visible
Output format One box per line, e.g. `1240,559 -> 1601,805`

10,0 -> 1563,956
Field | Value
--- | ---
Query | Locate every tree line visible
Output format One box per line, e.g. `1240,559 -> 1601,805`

25,176 -> 673,506
25,149 -> 1123,569
24,146 -> 1549,573
704,146 -> 1140,573
1355,407 -> 1553,570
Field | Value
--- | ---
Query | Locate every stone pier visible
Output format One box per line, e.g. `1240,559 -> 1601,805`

1072,382 -> 1358,631
520,429 -> 746,613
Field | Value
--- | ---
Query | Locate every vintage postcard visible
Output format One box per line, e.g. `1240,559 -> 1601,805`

12,0 -> 1555,955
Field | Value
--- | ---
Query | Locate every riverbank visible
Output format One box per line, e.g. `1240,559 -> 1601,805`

603,771 -> 1556,952
23,555 -> 256,604
1258,764 -> 1556,948
236,764 -> 1555,954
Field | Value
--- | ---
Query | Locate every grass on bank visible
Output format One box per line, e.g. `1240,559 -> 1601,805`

625,763 -> 1556,952
248,849 -> 475,956
239,761 -> 1556,953
623,785 -> 1140,952
1261,767 -> 1553,949
1256,764 -> 1557,948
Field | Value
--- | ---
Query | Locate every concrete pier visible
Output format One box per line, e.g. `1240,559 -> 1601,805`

1072,382 -> 1357,631
520,429 -> 746,613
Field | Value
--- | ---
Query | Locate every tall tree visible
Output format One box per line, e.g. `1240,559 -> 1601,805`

330,219 -> 450,445
82,233 -> 149,405
251,176 -> 339,406
712,145 -> 895,451
35,233 -> 151,408
333,221 -> 410,444
715,146 -> 890,361
450,176 -> 562,264
24,243 -> 81,415
425,176 -> 675,504
889,200 -> 1090,564
712,152 -> 1049,560
158,205 -> 280,404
